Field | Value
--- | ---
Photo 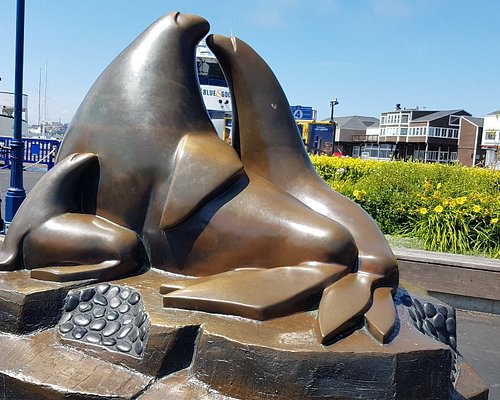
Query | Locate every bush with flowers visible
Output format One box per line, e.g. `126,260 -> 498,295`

310,155 -> 500,258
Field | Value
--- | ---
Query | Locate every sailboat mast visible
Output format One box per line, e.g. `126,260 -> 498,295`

37,67 -> 41,127
42,61 -> 47,136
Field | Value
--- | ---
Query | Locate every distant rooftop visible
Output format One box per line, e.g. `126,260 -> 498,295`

411,109 -> 470,122
323,115 -> 379,130
486,109 -> 500,116
462,116 -> 484,127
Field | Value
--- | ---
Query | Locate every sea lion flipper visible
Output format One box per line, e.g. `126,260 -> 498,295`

162,264 -> 349,320
30,260 -> 120,282
364,287 -> 396,344
159,268 -> 264,294
160,134 -> 244,229
316,273 -> 396,344
23,213 -> 143,282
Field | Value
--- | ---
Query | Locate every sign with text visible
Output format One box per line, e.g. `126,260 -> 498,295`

307,123 -> 334,156
290,105 -> 314,120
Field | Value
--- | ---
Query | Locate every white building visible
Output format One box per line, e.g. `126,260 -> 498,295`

482,109 -> 500,168
0,91 -> 28,136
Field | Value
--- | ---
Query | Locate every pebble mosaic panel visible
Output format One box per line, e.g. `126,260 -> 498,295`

58,284 -> 150,358
400,293 -> 459,384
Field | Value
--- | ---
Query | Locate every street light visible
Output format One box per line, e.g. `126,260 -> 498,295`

329,98 -> 339,122
329,98 -> 339,154
5,0 -> 27,227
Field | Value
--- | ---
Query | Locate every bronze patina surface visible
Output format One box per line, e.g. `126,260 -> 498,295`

0,11 -> 394,345
0,11 -> 489,399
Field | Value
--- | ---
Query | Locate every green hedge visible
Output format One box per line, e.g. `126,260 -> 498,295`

311,156 -> 500,258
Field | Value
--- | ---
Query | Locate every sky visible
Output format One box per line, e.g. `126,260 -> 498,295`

0,0 -> 499,124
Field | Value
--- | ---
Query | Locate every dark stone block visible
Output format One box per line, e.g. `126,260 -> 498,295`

0,271 -> 91,334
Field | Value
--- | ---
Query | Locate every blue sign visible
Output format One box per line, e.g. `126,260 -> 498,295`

307,123 -> 334,156
290,105 -> 314,120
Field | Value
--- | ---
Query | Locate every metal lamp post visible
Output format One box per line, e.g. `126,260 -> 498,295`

5,0 -> 27,226
329,98 -> 338,122
329,98 -> 339,152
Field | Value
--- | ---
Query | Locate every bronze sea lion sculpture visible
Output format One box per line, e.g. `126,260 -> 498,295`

0,12 -> 398,344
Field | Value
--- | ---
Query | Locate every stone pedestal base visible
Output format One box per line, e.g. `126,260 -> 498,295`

0,269 -> 489,400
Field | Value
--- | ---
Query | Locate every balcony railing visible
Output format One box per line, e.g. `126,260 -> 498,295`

353,134 -> 378,143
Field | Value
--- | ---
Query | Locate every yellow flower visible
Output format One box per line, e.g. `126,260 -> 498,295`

456,197 -> 466,205
436,183 -> 442,189
434,205 -> 444,213
443,199 -> 449,206
433,191 -> 440,199
472,205 -> 482,213
418,207 -> 428,215
491,218 -> 498,225
423,181 -> 432,191
353,189 -> 364,201
449,200 -> 457,208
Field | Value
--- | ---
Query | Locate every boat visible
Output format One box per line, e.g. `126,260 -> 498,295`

196,41 -> 232,142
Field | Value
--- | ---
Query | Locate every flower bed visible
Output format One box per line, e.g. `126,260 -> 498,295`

311,156 -> 500,258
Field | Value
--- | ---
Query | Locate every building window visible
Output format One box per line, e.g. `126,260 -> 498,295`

413,150 -> 425,160
401,114 -> 409,123
427,151 -> 438,161
486,129 -> 497,140
400,127 -> 408,135
449,115 -> 460,126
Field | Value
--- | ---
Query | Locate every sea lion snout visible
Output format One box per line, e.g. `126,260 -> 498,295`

166,12 -> 210,41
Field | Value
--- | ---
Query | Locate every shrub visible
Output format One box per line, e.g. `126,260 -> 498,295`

310,156 -> 500,258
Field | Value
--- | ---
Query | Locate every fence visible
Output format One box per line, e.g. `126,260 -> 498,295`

0,136 -> 61,170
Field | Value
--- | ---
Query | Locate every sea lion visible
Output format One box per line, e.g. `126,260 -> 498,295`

206,34 -> 398,343
0,153 -> 143,281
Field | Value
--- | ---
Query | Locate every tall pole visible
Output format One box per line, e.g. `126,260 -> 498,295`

330,98 -> 339,151
37,67 -> 41,126
5,0 -> 27,225
42,62 -> 47,136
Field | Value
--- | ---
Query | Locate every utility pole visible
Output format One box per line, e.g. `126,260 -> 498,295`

5,0 -> 27,226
